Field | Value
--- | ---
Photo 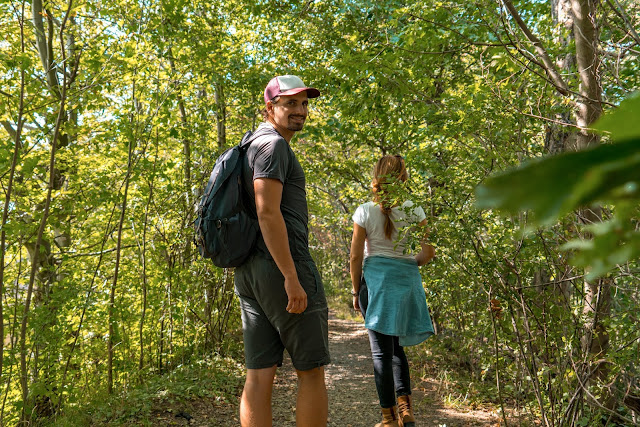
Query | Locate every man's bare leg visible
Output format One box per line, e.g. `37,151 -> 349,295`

240,365 -> 278,427
296,367 -> 328,426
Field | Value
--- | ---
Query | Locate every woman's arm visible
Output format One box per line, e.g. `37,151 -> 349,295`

414,219 -> 435,267
349,223 -> 367,311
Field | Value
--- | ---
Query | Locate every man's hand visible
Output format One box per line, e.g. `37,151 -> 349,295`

284,277 -> 307,314
353,295 -> 360,313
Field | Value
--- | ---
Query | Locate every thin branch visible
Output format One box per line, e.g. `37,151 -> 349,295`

489,285 -> 510,426
513,275 -> 586,290
0,121 -> 18,143
56,244 -> 139,259
383,42 -> 469,55
308,183 -> 350,214
57,176 -> 122,411
501,0 -> 571,96
606,0 -> 640,47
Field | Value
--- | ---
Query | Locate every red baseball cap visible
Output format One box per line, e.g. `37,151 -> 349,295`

264,75 -> 320,104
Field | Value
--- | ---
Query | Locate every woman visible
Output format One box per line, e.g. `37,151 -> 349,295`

350,155 -> 435,427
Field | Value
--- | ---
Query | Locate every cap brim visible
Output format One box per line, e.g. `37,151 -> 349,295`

279,87 -> 320,98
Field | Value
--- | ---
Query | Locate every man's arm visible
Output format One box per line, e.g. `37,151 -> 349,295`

254,177 -> 307,314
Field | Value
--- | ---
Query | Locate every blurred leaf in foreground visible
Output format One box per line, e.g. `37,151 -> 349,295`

594,93 -> 640,140
474,93 -> 640,278
474,138 -> 640,226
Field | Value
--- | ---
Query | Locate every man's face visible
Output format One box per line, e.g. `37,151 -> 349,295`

269,92 -> 309,132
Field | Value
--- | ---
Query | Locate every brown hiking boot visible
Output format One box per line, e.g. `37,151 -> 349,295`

375,405 -> 400,427
397,395 -> 416,426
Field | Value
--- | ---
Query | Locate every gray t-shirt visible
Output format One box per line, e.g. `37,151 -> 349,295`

243,122 -> 311,260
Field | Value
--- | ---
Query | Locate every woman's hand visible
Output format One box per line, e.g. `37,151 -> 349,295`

415,219 -> 435,266
415,243 -> 435,266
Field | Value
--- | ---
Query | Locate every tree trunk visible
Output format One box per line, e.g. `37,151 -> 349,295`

32,0 -> 60,98
571,0 -> 613,410
28,2 -> 79,417
0,2 -> 27,383
215,82 -> 227,148
19,80 -> 68,425
138,170 -> 154,372
167,50 -> 193,264
572,0 -> 603,150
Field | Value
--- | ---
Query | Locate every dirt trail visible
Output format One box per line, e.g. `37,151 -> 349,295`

163,312 -> 501,426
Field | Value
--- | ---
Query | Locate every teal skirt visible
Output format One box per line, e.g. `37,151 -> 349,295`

363,256 -> 434,346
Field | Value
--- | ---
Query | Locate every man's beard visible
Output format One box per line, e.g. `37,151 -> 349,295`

287,123 -> 304,131
287,115 -> 305,131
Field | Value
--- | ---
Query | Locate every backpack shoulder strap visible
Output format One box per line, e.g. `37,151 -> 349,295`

239,130 -> 253,150
240,125 -> 275,152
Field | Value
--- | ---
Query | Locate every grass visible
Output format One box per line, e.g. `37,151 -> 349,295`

327,293 -> 365,323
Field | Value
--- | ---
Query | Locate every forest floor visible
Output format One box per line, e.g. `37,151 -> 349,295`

149,310 -> 504,426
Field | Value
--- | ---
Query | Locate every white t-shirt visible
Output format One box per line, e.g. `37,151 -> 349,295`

352,201 -> 426,260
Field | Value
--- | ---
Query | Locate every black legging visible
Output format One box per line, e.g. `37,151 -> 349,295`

359,278 -> 412,408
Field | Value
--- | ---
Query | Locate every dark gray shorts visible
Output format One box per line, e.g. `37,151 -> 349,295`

234,254 -> 330,371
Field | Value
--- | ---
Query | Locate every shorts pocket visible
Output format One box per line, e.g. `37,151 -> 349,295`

233,261 -> 252,298
296,260 -> 320,300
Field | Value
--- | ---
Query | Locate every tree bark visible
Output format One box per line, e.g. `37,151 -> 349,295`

32,0 -> 60,97
215,82 -> 227,148
572,0 -> 603,150
571,0 -> 613,410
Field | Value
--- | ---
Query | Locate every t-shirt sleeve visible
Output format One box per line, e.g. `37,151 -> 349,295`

352,204 -> 367,228
413,205 -> 427,223
251,136 -> 290,183
402,200 -> 427,223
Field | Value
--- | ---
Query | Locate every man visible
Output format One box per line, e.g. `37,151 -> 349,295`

234,75 -> 330,427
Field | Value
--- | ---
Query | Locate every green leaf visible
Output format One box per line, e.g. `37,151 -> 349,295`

560,213 -> 640,279
594,92 -> 640,141
475,137 -> 640,226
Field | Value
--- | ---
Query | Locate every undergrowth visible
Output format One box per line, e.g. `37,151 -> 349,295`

41,355 -> 245,426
